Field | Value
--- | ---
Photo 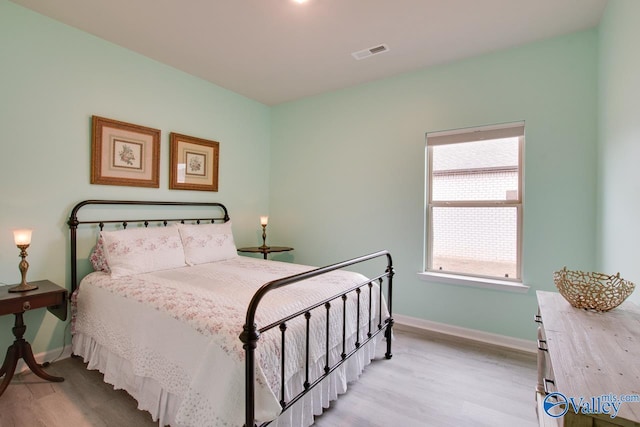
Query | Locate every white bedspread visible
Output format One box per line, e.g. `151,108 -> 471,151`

72,256 -> 387,427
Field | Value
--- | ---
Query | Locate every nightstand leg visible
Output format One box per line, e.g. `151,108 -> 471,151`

0,345 -> 10,377
0,312 -> 63,397
22,340 -> 63,382
0,345 -> 19,397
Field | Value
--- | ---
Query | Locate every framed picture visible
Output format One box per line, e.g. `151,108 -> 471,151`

169,132 -> 219,191
91,116 -> 160,187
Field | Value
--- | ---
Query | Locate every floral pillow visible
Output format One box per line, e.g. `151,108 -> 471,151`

89,234 -> 110,273
101,225 -> 187,278
178,221 -> 238,265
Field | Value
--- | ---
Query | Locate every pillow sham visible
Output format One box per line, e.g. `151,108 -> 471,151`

89,233 -> 110,273
101,225 -> 186,278
178,221 -> 238,265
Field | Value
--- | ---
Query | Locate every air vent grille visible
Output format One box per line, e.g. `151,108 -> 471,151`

351,44 -> 390,60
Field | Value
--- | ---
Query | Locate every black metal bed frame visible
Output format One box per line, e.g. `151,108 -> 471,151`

67,199 -> 394,427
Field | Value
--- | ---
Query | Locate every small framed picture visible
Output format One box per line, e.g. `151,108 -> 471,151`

91,116 -> 160,187
169,132 -> 219,191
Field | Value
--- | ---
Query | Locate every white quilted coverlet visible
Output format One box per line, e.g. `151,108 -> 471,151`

72,256 -> 386,427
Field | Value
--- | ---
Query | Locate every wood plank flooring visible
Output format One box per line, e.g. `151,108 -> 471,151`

0,327 -> 538,427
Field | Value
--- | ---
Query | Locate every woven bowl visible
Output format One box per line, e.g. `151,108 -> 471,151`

553,267 -> 635,312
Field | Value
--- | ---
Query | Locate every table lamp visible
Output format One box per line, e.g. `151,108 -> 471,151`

9,229 -> 38,292
259,216 -> 269,250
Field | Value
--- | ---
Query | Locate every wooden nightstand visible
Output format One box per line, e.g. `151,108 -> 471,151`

0,280 -> 68,397
237,246 -> 294,260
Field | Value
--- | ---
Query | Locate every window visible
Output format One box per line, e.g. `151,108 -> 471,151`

425,122 -> 524,283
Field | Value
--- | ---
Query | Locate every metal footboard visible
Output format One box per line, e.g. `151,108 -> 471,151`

240,250 -> 394,427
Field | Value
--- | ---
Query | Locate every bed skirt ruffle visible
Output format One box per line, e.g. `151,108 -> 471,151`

73,332 -> 382,427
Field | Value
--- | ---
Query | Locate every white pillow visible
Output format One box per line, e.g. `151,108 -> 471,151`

178,221 -> 237,265
101,225 -> 186,278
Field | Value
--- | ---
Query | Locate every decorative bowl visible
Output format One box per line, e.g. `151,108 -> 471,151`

553,267 -> 635,312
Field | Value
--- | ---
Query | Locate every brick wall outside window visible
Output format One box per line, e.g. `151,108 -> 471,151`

432,170 -> 518,263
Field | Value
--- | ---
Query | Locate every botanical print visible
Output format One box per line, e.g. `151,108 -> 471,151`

189,156 -> 201,172
118,144 -> 135,165
169,132 -> 218,191
186,151 -> 206,176
91,115 -> 160,187
112,139 -> 143,169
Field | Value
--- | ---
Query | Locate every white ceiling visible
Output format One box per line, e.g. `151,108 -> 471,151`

11,0 -> 608,105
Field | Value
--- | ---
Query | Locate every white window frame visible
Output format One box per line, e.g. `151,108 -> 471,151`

418,122 -> 529,293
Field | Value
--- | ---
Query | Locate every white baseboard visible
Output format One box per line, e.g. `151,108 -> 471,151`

394,313 -> 536,354
16,344 -> 73,374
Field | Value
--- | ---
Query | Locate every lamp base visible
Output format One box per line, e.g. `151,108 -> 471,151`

8,282 -> 38,293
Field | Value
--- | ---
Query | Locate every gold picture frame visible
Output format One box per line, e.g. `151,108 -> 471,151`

91,116 -> 160,188
169,133 -> 219,191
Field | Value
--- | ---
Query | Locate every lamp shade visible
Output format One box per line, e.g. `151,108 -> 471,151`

13,229 -> 32,246
260,216 -> 268,226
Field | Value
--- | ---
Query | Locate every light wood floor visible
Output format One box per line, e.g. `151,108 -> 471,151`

0,327 -> 538,427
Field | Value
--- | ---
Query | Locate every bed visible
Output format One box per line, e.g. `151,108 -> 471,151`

67,199 -> 394,427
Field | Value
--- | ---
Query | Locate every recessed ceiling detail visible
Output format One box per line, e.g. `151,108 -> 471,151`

351,44 -> 390,60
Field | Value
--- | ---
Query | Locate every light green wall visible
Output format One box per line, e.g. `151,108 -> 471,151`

2,0 -> 619,351
0,1 -> 270,355
597,0 -> 640,304
271,30 -> 599,341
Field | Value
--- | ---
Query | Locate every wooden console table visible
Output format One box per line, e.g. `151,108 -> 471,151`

0,280 -> 68,397
535,290 -> 640,426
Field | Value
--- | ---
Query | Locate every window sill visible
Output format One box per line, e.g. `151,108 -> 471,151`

417,271 -> 530,294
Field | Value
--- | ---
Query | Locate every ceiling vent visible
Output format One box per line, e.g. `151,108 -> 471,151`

351,44 -> 390,60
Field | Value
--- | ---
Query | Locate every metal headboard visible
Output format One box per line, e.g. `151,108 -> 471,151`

67,199 -> 230,294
